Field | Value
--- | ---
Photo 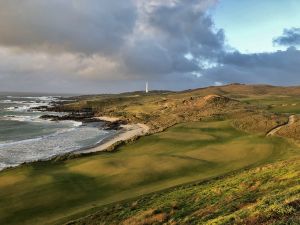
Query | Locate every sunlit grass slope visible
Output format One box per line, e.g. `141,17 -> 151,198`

239,95 -> 300,114
68,157 -> 300,225
0,120 -> 297,225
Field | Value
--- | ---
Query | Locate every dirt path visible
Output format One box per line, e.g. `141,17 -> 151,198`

267,115 -> 296,136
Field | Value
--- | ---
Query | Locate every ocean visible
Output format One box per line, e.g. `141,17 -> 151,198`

0,93 -> 114,170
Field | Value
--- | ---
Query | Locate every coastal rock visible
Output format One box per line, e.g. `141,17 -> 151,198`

102,120 -> 127,130
40,111 -> 95,122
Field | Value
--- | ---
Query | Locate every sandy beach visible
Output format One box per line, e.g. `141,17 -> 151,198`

76,117 -> 149,154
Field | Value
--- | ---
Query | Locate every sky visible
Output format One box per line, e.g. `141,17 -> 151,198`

213,0 -> 300,53
0,0 -> 299,94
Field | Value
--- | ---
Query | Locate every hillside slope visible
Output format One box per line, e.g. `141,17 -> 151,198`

1,84 -> 299,225
184,83 -> 300,97
2,120 -> 296,225
66,157 -> 300,225
61,90 -> 288,135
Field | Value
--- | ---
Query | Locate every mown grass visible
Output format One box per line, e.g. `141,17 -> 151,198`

68,157 -> 300,225
0,120 -> 297,225
240,95 -> 300,114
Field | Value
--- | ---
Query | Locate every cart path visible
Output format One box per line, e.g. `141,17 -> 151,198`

267,115 -> 296,136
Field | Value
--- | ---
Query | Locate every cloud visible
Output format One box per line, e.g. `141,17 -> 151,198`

201,47 -> 300,85
0,0 -> 137,55
0,0 -> 227,93
121,0 -> 224,76
0,0 -> 299,93
273,28 -> 300,47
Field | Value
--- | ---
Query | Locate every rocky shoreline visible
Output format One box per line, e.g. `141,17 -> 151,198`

34,97 -> 127,130
34,97 -> 150,152
0,96 -> 149,172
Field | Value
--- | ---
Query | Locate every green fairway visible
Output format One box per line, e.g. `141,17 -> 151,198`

240,95 -> 300,114
0,120 -> 298,225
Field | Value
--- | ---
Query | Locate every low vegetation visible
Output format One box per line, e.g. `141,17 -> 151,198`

239,95 -> 300,114
1,84 -> 300,224
277,115 -> 300,139
67,157 -> 300,225
1,120 -> 298,225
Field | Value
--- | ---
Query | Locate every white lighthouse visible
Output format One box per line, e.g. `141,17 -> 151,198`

145,81 -> 149,93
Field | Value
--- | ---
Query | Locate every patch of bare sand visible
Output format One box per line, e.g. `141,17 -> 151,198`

76,117 -> 149,154
95,116 -> 121,122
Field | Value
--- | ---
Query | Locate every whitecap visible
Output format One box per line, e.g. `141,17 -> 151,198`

3,115 -> 41,122
7,96 -> 61,102
0,100 -> 13,104
4,101 -> 54,112
0,126 -> 114,171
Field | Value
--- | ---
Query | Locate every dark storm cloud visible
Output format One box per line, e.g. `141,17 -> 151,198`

121,0 -> 224,76
0,0 -> 226,93
0,0 -> 299,93
147,0 -> 224,55
273,28 -> 300,47
0,0 -> 137,55
221,47 -> 299,72
202,47 -> 300,85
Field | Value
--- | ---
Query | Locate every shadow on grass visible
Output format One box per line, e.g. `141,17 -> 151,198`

1,162 -> 112,225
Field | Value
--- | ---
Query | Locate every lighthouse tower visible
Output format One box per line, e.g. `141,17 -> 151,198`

146,81 -> 149,93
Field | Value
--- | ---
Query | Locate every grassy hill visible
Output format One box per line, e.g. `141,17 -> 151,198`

0,84 -> 300,224
2,120 -> 298,225
61,86 -> 290,134
67,157 -> 300,225
185,83 -> 300,97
